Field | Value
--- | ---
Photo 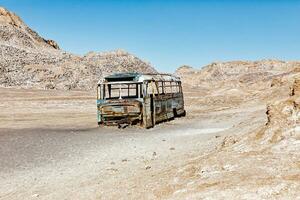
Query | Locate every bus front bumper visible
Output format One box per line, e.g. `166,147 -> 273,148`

99,113 -> 142,126
97,101 -> 142,126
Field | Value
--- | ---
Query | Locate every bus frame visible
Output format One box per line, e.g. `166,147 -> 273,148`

97,73 -> 186,128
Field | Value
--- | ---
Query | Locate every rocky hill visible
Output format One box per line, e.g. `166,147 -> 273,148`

176,60 -> 300,88
176,60 -> 300,106
164,60 -> 300,199
0,7 -> 156,90
0,7 -> 60,50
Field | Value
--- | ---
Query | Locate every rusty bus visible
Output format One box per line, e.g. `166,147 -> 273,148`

96,73 -> 186,128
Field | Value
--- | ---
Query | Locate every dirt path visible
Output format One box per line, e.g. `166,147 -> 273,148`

0,88 -> 264,199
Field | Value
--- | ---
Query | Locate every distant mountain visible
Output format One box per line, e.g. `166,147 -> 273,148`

0,7 -> 156,90
176,60 -> 300,88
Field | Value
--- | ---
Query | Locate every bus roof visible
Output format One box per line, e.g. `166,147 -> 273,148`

98,72 -> 181,84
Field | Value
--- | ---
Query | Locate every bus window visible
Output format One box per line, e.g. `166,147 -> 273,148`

158,81 -> 164,94
173,82 -> 180,93
97,84 -> 105,99
139,84 -> 143,98
97,85 -> 100,99
103,83 -> 141,99
145,81 -> 159,96
162,81 -> 180,94
164,81 -> 172,94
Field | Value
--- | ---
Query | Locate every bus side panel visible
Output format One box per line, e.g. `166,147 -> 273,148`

153,96 -> 167,123
153,93 -> 185,123
153,94 -> 174,123
172,93 -> 185,116
166,96 -> 175,119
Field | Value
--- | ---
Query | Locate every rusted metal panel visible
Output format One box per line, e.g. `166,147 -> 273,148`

97,99 -> 142,126
152,92 -> 185,123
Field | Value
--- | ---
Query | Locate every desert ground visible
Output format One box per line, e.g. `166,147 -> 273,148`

0,85 -> 283,200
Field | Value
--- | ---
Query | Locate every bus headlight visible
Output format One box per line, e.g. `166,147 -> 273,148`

127,105 -> 140,113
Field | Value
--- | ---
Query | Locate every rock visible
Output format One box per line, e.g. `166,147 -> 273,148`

106,168 -> 118,172
118,123 -> 129,129
45,39 -> 60,49
44,83 -> 55,90
32,194 -> 39,198
145,166 -> 151,170
257,80 -> 300,144
220,136 -> 238,148
0,7 -> 23,27
290,79 -> 300,96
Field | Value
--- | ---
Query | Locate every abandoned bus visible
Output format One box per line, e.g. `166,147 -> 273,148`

96,73 -> 186,128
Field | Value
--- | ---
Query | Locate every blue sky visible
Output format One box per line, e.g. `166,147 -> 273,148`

2,0 -> 300,72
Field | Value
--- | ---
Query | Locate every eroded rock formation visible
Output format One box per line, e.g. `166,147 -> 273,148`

0,6 -> 156,90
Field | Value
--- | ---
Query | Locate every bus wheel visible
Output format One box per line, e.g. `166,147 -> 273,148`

98,122 -> 104,127
173,108 -> 178,117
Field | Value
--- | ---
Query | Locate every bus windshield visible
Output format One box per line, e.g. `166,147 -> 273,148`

98,83 -> 143,100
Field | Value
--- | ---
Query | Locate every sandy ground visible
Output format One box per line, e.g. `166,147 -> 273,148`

0,87 -> 269,199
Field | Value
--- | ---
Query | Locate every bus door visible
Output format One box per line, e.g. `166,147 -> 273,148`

142,81 -> 154,128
